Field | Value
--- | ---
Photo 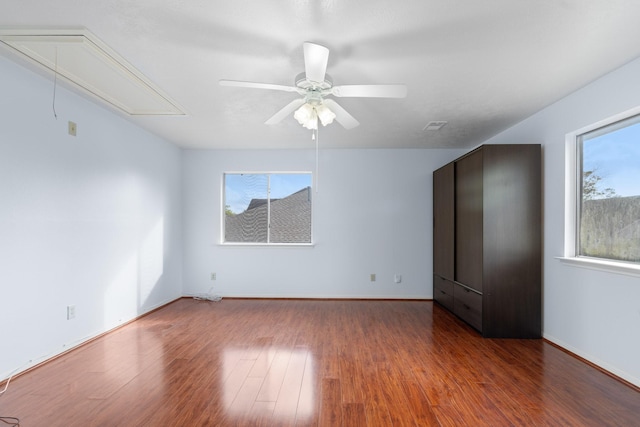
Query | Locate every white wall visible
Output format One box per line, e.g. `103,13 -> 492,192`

482,57 -> 640,386
0,56 -> 183,380
182,148 -> 464,299
3,42 -> 638,390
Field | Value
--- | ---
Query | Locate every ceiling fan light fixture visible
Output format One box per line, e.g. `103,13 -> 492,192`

294,103 -> 318,130
294,102 -> 337,130
316,103 -> 336,126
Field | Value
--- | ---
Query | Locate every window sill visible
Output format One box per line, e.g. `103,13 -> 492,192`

556,256 -> 640,277
219,242 -> 315,248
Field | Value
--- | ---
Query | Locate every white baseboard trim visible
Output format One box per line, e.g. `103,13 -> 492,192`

1,296 -> 182,384
182,293 -> 431,300
543,333 -> 640,388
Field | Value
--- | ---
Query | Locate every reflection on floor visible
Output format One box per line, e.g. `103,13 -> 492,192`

222,345 -> 314,421
2,298 -> 639,426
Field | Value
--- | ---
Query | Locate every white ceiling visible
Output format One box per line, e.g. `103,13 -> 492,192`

2,0 -> 640,150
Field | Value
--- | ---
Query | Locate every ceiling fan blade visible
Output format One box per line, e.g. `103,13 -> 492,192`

331,84 -> 408,98
219,79 -> 299,93
265,98 -> 306,125
323,99 -> 360,130
303,42 -> 329,84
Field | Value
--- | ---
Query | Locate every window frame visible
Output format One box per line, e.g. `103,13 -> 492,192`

560,106 -> 640,277
221,171 -> 314,246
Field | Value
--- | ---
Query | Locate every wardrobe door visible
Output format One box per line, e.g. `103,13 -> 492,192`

455,149 -> 483,292
433,162 -> 455,280
482,144 -> 542,338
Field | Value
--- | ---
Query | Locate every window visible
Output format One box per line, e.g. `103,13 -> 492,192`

223,173 -> 312,244
568,109 -> 640,267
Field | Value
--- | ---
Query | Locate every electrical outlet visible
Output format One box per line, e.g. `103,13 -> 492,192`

370,273 -> 376,282
68,121 -> 77,136
211,272 -> 216,280
67,305 -> 76,320
394,274 -> 402,284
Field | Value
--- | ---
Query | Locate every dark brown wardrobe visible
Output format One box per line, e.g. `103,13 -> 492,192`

433,144 -> 542,338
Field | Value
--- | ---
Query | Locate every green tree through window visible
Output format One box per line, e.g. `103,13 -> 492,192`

578,114 -> 640,263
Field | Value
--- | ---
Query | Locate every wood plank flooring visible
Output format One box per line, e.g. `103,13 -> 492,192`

1,299 -> 639,426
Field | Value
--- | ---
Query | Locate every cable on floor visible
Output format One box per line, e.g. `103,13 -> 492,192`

0,380 -> 9,396
0,369 -> 16,396
1,368 -> 20,426
0,416 -> 20,426
192,287 -> 222,302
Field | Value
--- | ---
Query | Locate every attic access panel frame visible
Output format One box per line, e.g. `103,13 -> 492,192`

0,27 -> 185,115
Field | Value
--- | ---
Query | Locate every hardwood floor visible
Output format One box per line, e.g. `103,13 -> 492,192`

1,299 -> 639,426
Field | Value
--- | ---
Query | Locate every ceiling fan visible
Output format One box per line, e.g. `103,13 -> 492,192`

219,42 -> 407,131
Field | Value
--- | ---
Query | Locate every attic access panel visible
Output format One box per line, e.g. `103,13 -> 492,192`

0,28 -> 185,115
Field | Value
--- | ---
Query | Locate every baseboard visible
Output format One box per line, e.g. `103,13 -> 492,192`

543,334 -> 640,392
183,293 -> 432,300
1,296 -> 182,385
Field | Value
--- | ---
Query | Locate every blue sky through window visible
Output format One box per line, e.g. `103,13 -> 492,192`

583,118 -> 640,198
225,173 -> 312,214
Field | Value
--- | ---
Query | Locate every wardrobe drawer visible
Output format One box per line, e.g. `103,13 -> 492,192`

433,275 -> 454,311
453,283 -> 483,332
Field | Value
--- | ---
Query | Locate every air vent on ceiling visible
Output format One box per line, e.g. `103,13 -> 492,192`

0,27 -> 185,116
423,121 -> 448,131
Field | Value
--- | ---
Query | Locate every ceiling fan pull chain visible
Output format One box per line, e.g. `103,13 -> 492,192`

315,128 -> 319,193
52,46 -> 58,119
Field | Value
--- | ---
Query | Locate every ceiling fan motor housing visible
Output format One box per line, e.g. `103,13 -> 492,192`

296,72 -> 333,105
